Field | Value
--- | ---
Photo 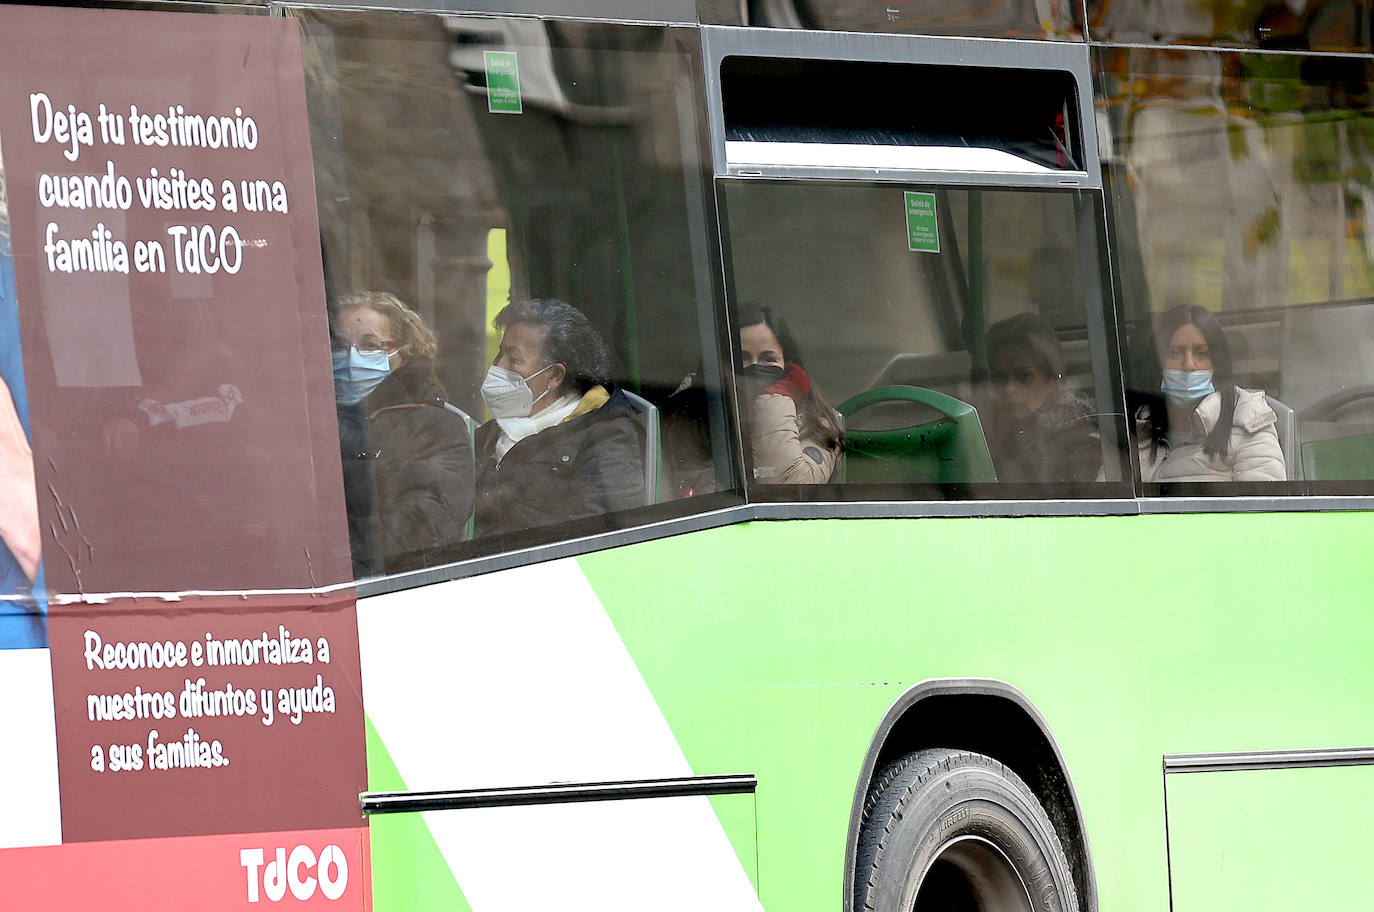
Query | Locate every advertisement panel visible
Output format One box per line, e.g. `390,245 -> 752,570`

0,7 -> 366,908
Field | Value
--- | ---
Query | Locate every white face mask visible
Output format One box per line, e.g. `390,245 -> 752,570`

481,363 -> 555,419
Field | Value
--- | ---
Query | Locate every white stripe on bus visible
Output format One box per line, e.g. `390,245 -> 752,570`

358,558 -> 764,912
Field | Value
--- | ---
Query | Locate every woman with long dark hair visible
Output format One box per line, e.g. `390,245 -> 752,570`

737,303 -> 842,484
1130,304 -> 1284,482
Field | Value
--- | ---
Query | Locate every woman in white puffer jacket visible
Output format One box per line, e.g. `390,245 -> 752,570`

1132,305 -> 1285,483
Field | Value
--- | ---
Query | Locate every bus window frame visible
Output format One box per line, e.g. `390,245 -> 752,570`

712,176 -> 1134,503
271,0 -> 701,22
699,26 -> 1102,191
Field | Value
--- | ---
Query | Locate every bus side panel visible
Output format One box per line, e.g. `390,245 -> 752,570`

577,512 -> 1374,912
1166,764 -> 1374,911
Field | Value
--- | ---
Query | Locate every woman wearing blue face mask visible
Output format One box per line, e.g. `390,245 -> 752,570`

1131,305 -> 1285,483
333,291 -> 474,576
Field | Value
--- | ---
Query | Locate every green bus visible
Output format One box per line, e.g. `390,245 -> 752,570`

1,2 -> 1372,912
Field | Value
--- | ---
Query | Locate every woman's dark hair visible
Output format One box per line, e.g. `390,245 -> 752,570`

737,302 -> 842,449
1131,304 -> 1237,459
494,298 -> 611,395
986,312 -> 1065,379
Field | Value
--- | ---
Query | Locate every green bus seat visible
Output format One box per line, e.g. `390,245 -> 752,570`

837,385 -> 997,485
1301,433 -> 1374,481
1296,384 -> 1374,481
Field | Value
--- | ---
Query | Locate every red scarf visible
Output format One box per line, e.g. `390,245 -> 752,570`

766,363 -> 811,404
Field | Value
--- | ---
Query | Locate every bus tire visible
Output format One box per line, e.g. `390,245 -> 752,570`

854,748 -> 1079,912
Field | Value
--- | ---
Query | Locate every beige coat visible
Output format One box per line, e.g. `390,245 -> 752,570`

751,392 -> 838,484
1138,387 -> 1286,483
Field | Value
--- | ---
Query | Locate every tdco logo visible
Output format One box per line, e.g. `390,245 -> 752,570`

240,845 -> 348,902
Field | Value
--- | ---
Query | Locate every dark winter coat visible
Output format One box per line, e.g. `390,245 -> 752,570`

986,388 -> 1101,484
473,386 -> 646,538
341,357 -> 475,575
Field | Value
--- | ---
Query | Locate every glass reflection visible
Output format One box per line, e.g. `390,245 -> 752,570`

1085,0 -> 1373,53
1098,45 -> 1374,486
719,0 -> 1082,40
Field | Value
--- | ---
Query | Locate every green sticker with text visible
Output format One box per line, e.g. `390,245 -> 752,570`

905,191 -> 939,253
485,51 -> 522,114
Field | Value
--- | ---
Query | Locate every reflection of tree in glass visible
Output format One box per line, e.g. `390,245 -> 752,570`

1112,49 -> 1287,312
1102,48 -> 1359,313
1238,52 -> 1374,298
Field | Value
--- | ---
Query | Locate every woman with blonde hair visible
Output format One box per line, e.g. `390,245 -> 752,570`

333,291 -> 474,574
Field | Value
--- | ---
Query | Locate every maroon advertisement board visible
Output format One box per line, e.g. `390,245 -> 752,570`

0,7 -> 366,909
47,595 -> 364,842
0,5 -> 350,596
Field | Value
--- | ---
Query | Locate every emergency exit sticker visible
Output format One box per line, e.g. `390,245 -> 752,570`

905,191 -> 939,253
485,50 -> 522,114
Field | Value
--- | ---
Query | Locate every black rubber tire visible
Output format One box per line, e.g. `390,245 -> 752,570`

854,748 -> 1079,912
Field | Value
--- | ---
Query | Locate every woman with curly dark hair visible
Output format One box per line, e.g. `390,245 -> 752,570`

473,298 -> 646,536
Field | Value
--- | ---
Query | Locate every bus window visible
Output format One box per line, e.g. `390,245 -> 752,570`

1099,45 -> 1374,493
719,179 -> 1128,498
293,9 -> 741,581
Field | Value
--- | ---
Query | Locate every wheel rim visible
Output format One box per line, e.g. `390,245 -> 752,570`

912,835 -> 1034,912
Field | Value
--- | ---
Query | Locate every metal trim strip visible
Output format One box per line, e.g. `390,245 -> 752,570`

1164,747 -> 1374,774
360,773 -> 758,813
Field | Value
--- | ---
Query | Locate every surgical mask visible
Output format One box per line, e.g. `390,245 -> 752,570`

481,363 -> 555,419
333,347 -> 392,405
1161,368 -> 1214,403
